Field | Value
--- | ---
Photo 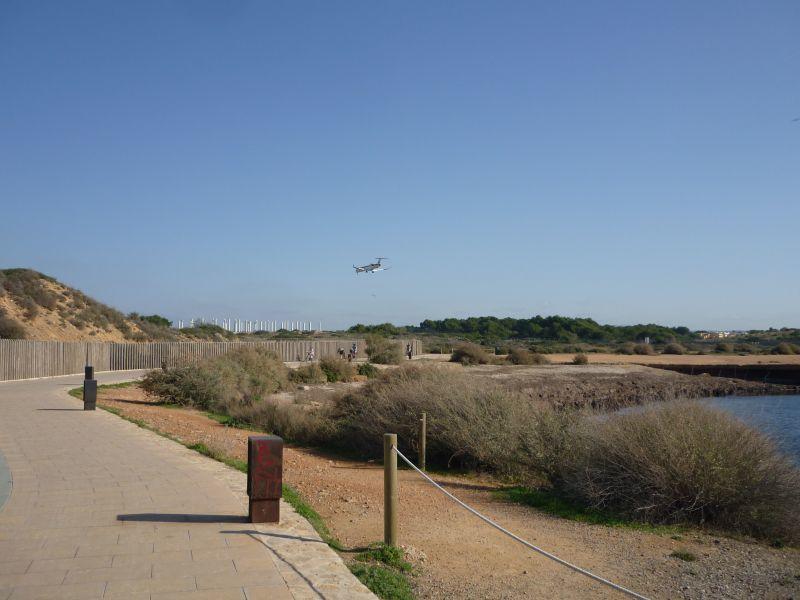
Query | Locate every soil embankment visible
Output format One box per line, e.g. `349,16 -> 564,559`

464,363 -> 796,410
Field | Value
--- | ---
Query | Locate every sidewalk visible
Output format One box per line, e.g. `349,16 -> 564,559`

0,373 -> 374,600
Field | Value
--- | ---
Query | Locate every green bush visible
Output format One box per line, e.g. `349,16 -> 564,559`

358,362 -> 380,378
141,347 -> 289,411
365,335 -> 403,364
450,342 -> 490,365
662,342 -> 685,355
508,347 -> 550,365
319,357 -> 357,382
558,402 -> 800,542
289,363 -> 327,384
572,353 -> 588,365
633,343 -> 654,355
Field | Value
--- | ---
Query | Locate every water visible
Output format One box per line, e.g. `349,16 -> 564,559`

703,394 -> 800,463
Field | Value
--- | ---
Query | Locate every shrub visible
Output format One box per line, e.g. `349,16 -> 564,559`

365,335 -> 403,364
771,342 -> 797,355
450,342 -> 490,365
225,398 -> 336,445
0,312 -> 26,339
319,357 -> 356,382
572,353 -> 588,365
358,362 -> 380,379
141,347 -> 289,411
633,343 -> 654,355
715,342 -> 734,353
329,365 -> 578,476
289,363 -> 327,384
662,342 -> 685,355
558,402 -> 800,542
508,348 -> 550,365
617,342 -> 636,355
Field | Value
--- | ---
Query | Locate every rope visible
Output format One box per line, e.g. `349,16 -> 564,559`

391,445 -> 651,600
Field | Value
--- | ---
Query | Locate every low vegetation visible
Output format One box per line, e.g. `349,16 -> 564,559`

320,357 -> 357,382
366,335 -> 403,364
572,353 -> 588,365
508,347 -> 550,365
450,342 -> 491,365
138,351 -> 800,544
0,309 -> 26,339
662,342 -> 685,355
141,347 -> 290,411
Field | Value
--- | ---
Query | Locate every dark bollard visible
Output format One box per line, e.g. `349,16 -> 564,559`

247,435 -> 283,523
85,365 -> 94,380
83,379 -> 97,410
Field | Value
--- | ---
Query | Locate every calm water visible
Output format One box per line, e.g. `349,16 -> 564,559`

703,394 -> 800,463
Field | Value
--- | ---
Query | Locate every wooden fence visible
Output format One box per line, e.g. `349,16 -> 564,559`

0,338 -> 422,382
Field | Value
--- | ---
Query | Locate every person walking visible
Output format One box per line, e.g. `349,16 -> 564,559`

406,343 -> 413,360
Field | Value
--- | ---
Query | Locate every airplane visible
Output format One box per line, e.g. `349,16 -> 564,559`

354,257 -> 390,274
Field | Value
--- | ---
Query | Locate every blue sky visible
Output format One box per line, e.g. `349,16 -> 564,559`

1,1 -> 798,330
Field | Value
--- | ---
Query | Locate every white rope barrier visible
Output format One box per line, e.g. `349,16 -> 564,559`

392,445 -> 651,600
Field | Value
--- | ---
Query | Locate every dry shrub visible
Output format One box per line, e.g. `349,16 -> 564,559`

771,342 -> 798,355
141,347 -> 289,411
365,335 -> 403,364
572,353 -> 588,365
289,363 -> 327,384
226,399 -> 336,446
319,357 -> 356,382
329,365 -> 577,476
508,348 -> 550,365
0,311 -> 26,339
715,342 -> 734,353
662,342 -> 685,355
559,402 -> 800,542
617,342 -> 636,355
633,343 -> 654,355
450,342 -> 490,365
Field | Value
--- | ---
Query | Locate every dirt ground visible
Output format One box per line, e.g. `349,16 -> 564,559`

88,382 -> 800,600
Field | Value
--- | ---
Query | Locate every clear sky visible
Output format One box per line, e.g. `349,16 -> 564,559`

1,1 -> 798,331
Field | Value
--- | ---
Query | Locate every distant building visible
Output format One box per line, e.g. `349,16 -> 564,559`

697,331 -> 734,340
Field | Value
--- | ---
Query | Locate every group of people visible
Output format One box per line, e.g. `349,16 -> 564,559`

303,341 -> 413,362
336,342 -> 359,362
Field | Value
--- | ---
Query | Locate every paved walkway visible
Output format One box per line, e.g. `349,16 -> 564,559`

0,373 -> 375,600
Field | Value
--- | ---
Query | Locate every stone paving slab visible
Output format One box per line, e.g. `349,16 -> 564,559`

0,373 -> 375,600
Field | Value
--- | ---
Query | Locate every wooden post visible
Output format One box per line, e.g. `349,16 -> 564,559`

247,435 -> 283,523
419,413 -> 427,471
383,433 -> 398,546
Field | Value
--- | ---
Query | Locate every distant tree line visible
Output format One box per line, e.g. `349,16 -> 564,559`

349,316 -> 693,344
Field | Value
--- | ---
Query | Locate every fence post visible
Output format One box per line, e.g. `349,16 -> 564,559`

383,433 -> 398,546
419,413 -> 427,471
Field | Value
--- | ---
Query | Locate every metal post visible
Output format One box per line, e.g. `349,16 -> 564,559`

419,413 -> 427,471
384,433 -> 398,546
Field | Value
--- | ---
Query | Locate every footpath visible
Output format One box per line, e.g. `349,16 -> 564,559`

0,372 -> 374,600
